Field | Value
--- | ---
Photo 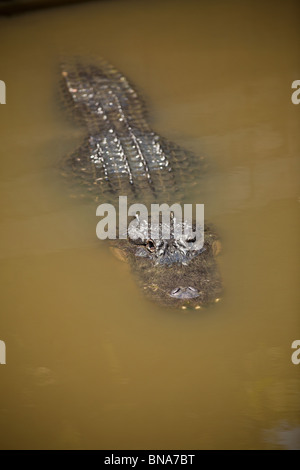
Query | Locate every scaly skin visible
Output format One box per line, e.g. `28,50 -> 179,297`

61,58 -> 222,308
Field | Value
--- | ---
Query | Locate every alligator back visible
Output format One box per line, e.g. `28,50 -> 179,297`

61,58 -> 198,204
60,59 -> 222,308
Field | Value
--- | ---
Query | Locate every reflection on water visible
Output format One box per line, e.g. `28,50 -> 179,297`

243,346 -> 300,449
0,0 -> 299,450
264,424 -> 300,450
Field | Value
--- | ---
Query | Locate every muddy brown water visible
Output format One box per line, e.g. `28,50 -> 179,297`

0,0 -> 299,450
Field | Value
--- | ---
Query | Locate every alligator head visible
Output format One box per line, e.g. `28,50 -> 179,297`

111,218 -> 222,309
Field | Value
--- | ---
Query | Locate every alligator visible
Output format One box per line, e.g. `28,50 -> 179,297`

60,57 -> 222,309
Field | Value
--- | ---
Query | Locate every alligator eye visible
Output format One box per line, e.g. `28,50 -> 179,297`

146,239 -> 156,253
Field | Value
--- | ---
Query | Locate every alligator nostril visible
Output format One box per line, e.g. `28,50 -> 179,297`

171,287 -> 181,295
170,286 -> 199,299
188,286 -> 197,292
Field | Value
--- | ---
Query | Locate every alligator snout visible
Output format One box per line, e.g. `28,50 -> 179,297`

170,286 -> 199,299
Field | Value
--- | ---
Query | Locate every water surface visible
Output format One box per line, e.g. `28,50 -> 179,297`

0,0 -> 299,449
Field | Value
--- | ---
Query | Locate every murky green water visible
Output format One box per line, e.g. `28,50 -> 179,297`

0,0 -> 299,449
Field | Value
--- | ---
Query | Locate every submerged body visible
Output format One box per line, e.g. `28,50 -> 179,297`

61,58 -> 222,308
